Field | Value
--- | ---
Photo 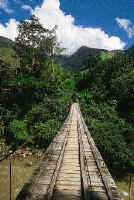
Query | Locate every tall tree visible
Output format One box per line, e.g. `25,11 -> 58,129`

15,15 -> 61,76
40,25 -> 64,80
0,59 -> 12,103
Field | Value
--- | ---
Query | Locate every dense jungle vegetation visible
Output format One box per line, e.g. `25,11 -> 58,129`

0,14 -> 134,175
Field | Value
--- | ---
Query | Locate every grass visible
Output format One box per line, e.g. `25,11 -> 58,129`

115,175 -> 134,200
0,157 -> 39,200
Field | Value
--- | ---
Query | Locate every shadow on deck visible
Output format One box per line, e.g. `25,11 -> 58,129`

16,184 -> 107,200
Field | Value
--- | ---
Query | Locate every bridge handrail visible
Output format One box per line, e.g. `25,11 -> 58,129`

77,104 -> 121,200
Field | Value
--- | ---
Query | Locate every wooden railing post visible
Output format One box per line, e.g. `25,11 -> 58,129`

129,176 -> 132,200
9,156 -> 12,200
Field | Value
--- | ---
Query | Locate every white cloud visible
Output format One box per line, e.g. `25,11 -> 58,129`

22,5 -> 33,13
32,0 -> 126,54
0,19 -> 19,39
0,0 -> 13,13
116,18 -> 131,29
116,17 -> 134,38
0,0 -> 126,54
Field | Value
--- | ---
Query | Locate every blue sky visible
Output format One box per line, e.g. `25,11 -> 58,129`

0,0 -> 134,54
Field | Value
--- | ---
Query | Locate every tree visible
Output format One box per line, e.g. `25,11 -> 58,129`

15,15 -> 61,76
0,59 -> 12,103
39,25 -> 64,80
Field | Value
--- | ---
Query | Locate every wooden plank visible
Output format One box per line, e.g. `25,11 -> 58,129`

62,161 -> 79,166
47,118 -> 72,200
56,185 -> 81,190
64,150 -> 79,154
39,169 -> 55,177
89,176 -> 103,183
57,176 -> 81,182
88,186 -> 106,193
57,173 -> 81,179
45,165 -> 56,170
56,180 -> 81,186
38,177 -> 52,185
54,189 -> 81,196
60,165 -> 80,169
67,144 -> 78,147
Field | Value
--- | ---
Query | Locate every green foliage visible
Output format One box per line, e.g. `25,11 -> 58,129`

59,46 -> 102,70
9,120 -> 31,144
79,54 -> 134,104
100,51 -> 114,61
0,15 -> 75,154
0,58 -> 17,105
79,89 -> 93,103
57,46 -> 123,70
0,48 -> 17,67
20,97 -> 71,148
77,53 -> 134,172
0,106 -> 15,124
0,106 -> 16,153
15,15 -> 61,78
15,15 -> 48,74
80,100 -> 134,171
91,121 -> 132,170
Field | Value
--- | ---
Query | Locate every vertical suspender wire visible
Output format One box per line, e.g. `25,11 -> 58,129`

129,176 -> 132,200
9,156 -> 12,200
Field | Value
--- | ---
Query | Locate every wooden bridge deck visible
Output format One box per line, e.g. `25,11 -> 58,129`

17,103 -> 121,200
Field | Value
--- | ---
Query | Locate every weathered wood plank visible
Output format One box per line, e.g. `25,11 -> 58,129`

16,103 -> 121,200
54,189 -> 81,196
56,185 -> 81,190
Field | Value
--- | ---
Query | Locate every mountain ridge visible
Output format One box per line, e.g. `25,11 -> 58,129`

0,36 -> 14,49
57,46 -> 124,69
0,36 -> 133,69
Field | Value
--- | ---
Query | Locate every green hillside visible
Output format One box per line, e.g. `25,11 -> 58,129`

57,46 -> 124,70
0,36 -> 127,71
100,51 -> 115,61
126,44 -> 134,57
57,46 -> 103,69
0,37 -> 17,67
0,36 -> 14,48
0,48 -> 18,67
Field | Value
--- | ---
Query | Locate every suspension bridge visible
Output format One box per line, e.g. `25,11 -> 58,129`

17,103 -> 121,200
